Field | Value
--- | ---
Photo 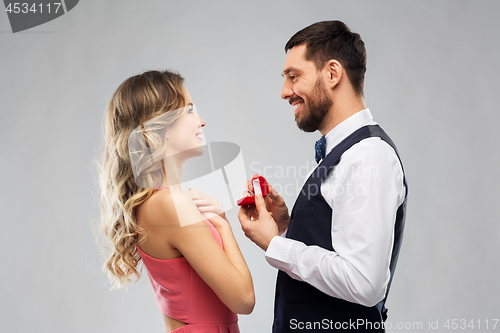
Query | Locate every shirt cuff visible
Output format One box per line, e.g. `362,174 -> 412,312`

265,235 -> 296,271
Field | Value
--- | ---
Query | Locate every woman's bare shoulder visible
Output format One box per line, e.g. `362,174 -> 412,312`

146,189 -> 205,228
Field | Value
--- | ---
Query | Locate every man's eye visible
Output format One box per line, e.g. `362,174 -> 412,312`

290,76 -> 297,81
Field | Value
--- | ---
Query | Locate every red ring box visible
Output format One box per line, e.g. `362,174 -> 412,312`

237,176 -> 269,206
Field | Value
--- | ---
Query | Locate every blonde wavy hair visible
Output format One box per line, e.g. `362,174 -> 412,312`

95,70 -> 186,289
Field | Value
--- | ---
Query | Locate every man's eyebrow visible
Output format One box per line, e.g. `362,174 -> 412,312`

281,67 -> 299,77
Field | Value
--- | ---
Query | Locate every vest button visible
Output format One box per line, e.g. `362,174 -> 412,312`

274,318 -> 279,326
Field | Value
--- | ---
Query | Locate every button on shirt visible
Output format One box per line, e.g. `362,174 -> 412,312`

265,108 -> 406,307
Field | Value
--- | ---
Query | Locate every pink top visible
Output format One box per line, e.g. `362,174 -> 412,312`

136,187 -> 238,327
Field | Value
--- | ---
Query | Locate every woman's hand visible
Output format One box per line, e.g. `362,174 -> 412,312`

186,189 -> 228,227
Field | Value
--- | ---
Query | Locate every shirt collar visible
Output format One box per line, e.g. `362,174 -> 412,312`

324,108 -> 375,155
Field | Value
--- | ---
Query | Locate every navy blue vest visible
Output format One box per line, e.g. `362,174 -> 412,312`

273,125 -> 408,332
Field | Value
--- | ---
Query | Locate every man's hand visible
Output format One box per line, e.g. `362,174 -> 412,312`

238,194 -> 279,251
247,174 -> 290,234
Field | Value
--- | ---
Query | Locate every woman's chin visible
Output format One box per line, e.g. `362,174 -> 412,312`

190,145 -> 205,157
166,145 -> 205,161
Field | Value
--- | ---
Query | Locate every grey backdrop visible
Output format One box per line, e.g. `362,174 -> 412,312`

1,1 -> 499,332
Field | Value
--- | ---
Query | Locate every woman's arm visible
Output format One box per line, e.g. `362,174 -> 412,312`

208,214 -> 254,307
149,189 -> 255,314
186,189 -> 254,302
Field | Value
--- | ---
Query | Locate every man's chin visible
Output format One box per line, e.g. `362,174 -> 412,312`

296,119 -> 319,133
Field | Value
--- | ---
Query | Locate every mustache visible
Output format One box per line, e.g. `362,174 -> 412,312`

289,97 -> 304,106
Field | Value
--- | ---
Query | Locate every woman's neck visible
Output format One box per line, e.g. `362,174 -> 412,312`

162,155 -> 185,191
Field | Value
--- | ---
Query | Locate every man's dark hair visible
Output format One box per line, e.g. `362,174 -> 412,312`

285,20 -> 367,96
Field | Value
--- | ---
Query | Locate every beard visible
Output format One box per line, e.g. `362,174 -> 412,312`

294,78 -> 332,132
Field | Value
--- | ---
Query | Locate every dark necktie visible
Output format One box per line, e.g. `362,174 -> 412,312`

314,135 -> 326,163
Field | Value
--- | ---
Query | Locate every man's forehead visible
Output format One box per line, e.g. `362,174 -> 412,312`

282,44 -> 313,75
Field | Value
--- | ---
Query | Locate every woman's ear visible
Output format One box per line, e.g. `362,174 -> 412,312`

325,59 -> 342,89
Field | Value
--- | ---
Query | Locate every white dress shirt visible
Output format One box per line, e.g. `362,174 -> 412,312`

265,108 -> 406,307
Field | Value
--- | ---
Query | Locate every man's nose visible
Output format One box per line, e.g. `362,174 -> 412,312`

281,80 -> 294,100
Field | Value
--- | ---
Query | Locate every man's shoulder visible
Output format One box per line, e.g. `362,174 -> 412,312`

331,136 -> 405,192
323,136 -> 406,205
341,136 -> 400,166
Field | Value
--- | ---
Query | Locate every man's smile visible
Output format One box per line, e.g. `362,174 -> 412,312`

290,98 -> 305,115
293,102 -> 303,114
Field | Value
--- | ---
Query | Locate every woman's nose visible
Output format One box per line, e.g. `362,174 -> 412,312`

198,115 -> 206,127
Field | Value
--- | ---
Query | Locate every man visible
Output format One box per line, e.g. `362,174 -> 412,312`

239,20 -> 408,332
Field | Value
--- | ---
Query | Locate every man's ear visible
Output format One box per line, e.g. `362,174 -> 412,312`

324,59 -> 342,89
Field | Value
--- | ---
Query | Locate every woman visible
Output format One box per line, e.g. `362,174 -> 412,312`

97,70 -> 255,333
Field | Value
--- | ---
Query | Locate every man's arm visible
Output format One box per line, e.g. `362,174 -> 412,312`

265,141 -> 405,307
